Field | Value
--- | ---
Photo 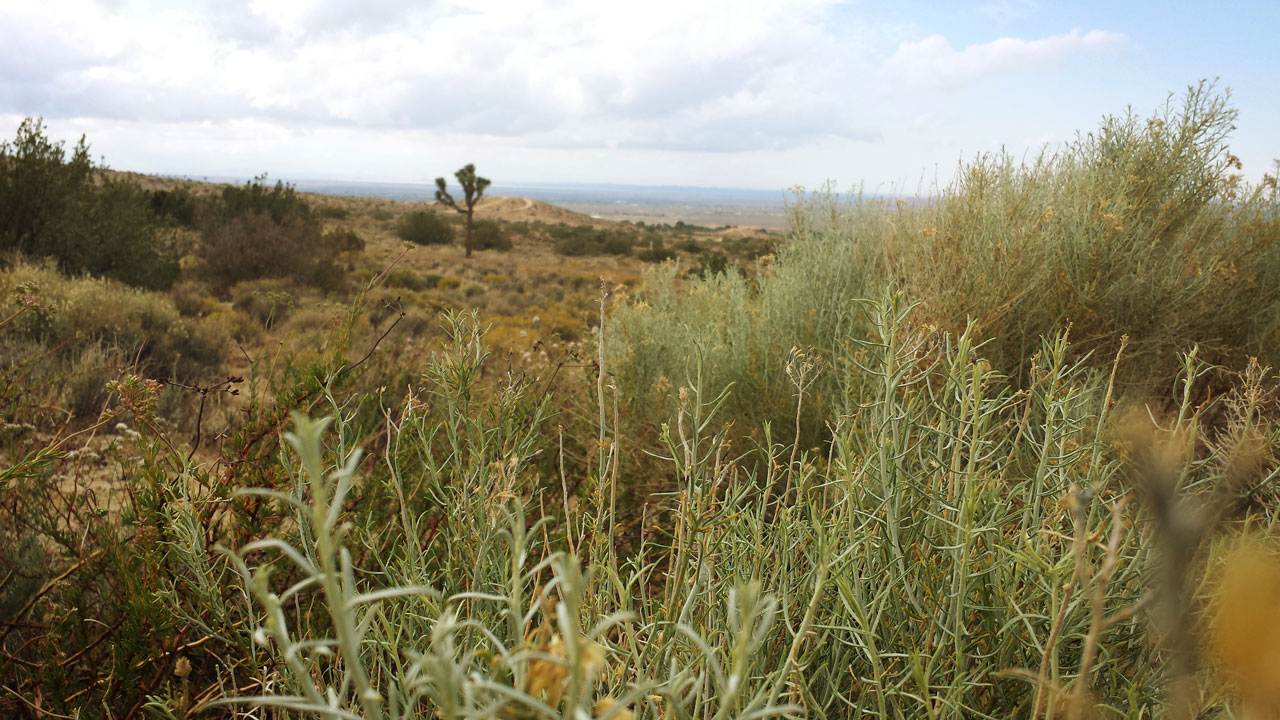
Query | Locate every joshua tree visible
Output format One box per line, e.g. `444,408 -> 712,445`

435,164 -> 491,258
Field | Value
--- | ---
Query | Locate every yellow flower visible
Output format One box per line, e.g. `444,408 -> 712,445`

1213,541 -> 1280,716
595,697 -> 635,720
524,629 -> 608,708
525,635 -> 568,706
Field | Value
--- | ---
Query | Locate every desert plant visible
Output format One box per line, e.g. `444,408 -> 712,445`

435,164 -> 491,258
146,187 -> 199,227
471,218 -> 513,251
0,118 -> 180,289
198,175 -> 349,293
892,80 -> 1280,385
398,210 -> 456,246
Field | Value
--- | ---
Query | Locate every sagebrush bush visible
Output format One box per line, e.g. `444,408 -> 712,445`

471,218 -> 513,251
231,277 -> 296,328
611,82 -> 1280,444
552,224 -> 637,256
610,190 -> 886,444
385,268 -> 440,291
894,81 -> 1280,384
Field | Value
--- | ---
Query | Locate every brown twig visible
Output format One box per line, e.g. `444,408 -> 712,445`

0,549 -> 106,648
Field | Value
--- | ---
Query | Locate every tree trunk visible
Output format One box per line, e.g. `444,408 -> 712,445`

464,211 -> 473,258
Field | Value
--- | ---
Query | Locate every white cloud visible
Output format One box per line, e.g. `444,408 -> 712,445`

978,0 -> 1040,23
2,1 -> 1193,190
885,29 -> 1126,88
1,0 -> 867,152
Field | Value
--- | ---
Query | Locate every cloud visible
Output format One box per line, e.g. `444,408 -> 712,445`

978,0 -> 1040,23
885,29 -> 1126,88
0,0 -> 881,154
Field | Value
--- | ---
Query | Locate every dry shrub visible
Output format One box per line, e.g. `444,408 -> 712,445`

0,260 -> 226,379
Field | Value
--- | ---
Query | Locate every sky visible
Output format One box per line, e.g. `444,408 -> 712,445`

1,0 -> 1277,191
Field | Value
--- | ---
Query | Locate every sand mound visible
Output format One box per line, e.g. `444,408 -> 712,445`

468,196 -> 607,226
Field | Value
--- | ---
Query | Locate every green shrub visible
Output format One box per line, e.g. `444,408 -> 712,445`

636,235 -> 677,262
317,205 -> 350,219
146,187 -> 199,227
324,226 -> 365,254
611,200 -> 883,444
0,262 -> 229,428
197,176 -> 348,293
693,250 -> 731,277
230,277 -> 295,328
169,280 -> 221,317
892,81 -> 1280,384
385,268 -> 439,291
0,118 -> 180,290
397,210 -> 455,245
471,218 -> 512,251
614,82 -> 1280,447
551,224 -> 635,256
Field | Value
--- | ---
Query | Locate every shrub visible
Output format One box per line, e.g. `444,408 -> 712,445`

693,250 -> 731,277
197,176 -> 348,293
471,219 -> 513,251
397,210 -> 455,245
385,268 -> 438,291
0,118 -> 180,290
317,205 -> 350,219
613,82 -> 1280,447
892,81 -> 1280,384
324,226 -> 365,254
0,260 -> 227,382
552,224 -> 635,256
230,277 -> 295,328
636,235 -> 677,262
169,280 -> 222,317
146,187 -> 199,227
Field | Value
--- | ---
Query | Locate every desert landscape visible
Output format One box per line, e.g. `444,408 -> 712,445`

3,2 -> 1280,719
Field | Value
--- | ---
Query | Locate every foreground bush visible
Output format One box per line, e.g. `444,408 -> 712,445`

4,302 -> 1277,718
